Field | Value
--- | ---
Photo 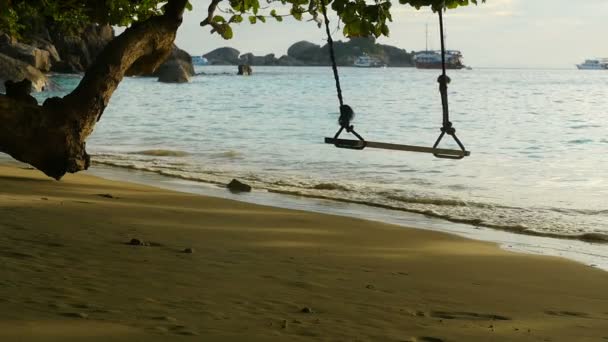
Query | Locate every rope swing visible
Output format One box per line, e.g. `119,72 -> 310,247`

321,1 -> 470,159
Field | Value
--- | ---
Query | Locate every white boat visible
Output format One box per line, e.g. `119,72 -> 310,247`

576,59 -> 608,70
353,54 -> 385,68
192,56 -> 209,66
414,50 -> 464,70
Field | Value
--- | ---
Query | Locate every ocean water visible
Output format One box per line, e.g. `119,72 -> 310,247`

37,66 -> 608,243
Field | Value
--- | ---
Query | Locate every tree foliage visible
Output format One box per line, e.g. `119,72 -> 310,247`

1,0 -> 483,39
0,0 -> 189,36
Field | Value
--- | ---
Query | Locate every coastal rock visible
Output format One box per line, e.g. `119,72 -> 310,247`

264,53 -> 278,65
277,55 -> 306,66
50,24 -> 114,73
155,46 -> 194,83
287,41 -> 321,61
227,179 -> 252,193
156,46 -> 194,76
239,53 -> 254,65
0,35 -> 52,72
237,64 -> 252,76
157,60 -> 191,83
203,47 -> 240,65
283,38 -> 414,67
0,53 -> 47,92
30,38 -> 61,64
239,53 -> 278,66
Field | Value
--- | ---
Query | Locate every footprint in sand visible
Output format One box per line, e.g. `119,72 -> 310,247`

0,250 -> 36,259
96,193 -> 118,199
60,312 -> 88,319
544,310 -> 590,318
430,311 -> 511,321
168,324 -> 198,336
418,337 -> 445,342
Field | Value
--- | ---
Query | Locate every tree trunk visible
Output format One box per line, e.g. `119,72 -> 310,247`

0,0 -> 188,180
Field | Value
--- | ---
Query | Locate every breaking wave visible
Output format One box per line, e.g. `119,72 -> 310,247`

91,153 -> 608,244
129,149 -> 190,157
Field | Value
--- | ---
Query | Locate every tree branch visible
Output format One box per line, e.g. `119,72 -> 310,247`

0,0 -> 190,179
200,0 -> 224,33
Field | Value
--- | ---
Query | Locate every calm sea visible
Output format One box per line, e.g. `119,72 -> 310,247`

37,66 -> 608,243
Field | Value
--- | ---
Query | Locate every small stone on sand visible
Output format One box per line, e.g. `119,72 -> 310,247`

227,179 -> 252,193
281,319 -> 288,329
128,238 -> 148,246
301,307 -> 314,313
183,248 -> 194,253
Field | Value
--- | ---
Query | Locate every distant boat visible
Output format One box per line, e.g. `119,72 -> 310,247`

576,58 -> 608,70
353,54 -> 385,68
192,56 -> 209,66
413,23 -> 464,70
414,50 -> 464,70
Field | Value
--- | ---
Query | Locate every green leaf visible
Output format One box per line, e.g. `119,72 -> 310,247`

213,15 -> 226,23
229,14 -> 243,23
219,24 -> 234,39
248,15 -> 257,24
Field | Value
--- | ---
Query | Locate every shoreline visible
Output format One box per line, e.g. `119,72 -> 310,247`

2,162 -> 608,340
93,158 -> 608,245
88,163 -> 608,272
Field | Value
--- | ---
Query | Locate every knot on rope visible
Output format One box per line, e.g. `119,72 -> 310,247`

339,104 -> 355,129
437,74 -> 451,86
441,122 -> 456,135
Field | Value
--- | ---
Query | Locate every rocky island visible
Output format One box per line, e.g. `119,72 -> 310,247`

203,37 -> 414,67
1,23 -> 194,91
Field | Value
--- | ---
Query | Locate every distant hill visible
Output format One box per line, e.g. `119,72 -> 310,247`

203,37 -> 414,67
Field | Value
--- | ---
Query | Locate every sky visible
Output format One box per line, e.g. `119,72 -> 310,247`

173,0 -> 608,68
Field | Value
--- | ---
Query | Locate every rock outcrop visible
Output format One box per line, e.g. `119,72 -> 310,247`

287,41 -> 322,63
203,47 -> 241,65
50,24 -> 114,73
202,38 -> 413,67
227,179 -> 252,193
237,64 -> 252,75
0,53 -> 47,92
0,34 -> 52,72
157,60 -> 191,83
277,55 -> 306,66
154,45 -> 195,83
239,53 -> 279,66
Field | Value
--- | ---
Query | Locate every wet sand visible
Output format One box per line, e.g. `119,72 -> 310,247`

1,163 -> 607,341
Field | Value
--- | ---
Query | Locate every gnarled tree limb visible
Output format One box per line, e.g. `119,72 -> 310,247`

0,0 -> 189,180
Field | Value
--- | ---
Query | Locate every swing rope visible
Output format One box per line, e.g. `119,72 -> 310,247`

433,8 -> 467,159
321,0 -> 343,108
320,0 -> 366,148
322,1 -> 469,159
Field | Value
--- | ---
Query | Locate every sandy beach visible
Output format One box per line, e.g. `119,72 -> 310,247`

1,162 -> 607,341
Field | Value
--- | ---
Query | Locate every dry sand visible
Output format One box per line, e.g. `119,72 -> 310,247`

1,163 -> 607,341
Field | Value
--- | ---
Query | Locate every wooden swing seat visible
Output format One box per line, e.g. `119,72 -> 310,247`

324,137 -> 470,158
